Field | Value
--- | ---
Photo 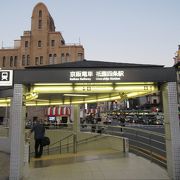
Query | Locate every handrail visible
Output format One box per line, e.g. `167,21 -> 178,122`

46,133 -> 102,155
49,133 -> 74,147
30,133 -> 103,156
112,125 -> 165,138
29,123 -> 167,168
80,123 -> 166,167
77,134 -> 102,144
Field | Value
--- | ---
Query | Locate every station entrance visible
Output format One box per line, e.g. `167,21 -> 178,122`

0,60 -> 180,179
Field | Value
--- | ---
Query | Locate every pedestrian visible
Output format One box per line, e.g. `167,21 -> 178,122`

30,118 -> 45,158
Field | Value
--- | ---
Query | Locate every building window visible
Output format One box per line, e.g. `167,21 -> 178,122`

35,57 -> 39,65
38,40 -> 42,47
39,10 -> 42,17
53,54 -> 57,64
27,55 -> 30,65
38,20 -> 42,29
61,53 -> 65,63
51,40 -> 55,47
10,56 -> 13,67
25,41 -> 28,48
78,53 -> 83,60
2,56 -> 6,67
40,56 -> 43,64
49,54 -> 53,64
66,53 -> 70,62
14,56 -> 17,67
22,55 -> 25,66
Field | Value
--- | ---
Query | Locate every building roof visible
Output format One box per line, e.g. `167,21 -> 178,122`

26,59 -> 164,69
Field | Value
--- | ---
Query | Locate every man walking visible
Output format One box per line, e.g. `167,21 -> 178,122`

30,118 -> 45,158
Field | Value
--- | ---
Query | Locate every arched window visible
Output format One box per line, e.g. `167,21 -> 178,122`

40,56 -> 43,64
49,54 -> 53,64
2,56 -> 6,67
78,53 -> 83,60
35,57 -> 39,65
10,56 -> 13,67
22,55 -> 25,66
53,54 -> 57,64
66,53 -> 70,62
14,56 -> 17,67
51,40 -> 55,47
38,40 -> 42,47
61,53 -> 65,63
27,55 -> 30,65
25,41 -> 28,48
38,20 -> 42,29
39,10 -> 42,17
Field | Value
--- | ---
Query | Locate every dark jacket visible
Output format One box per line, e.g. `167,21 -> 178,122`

31,122 -> 45,139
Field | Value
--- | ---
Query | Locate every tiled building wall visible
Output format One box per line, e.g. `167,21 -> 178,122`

162,82 -> 180,179
9,84 -> 26,179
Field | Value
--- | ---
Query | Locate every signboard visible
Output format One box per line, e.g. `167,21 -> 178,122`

0,70 -> 13,86
69,70 -> 125,81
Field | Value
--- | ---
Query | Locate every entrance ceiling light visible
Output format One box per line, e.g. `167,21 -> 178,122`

63,94 -> 89,97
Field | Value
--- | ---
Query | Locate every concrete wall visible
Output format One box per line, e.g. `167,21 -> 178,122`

0,127 -> 10,153
0,137 -> 10,153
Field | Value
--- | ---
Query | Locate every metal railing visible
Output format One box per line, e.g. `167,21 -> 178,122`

84,123 -> 166,168
46,133 -> 76,155
28,123 -> 166,168
29,131 -> 104,158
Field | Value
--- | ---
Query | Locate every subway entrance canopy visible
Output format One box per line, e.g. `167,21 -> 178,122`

0,60 -> 176,106
1,60 -> 180,180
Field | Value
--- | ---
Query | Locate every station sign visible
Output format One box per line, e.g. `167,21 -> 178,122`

69,70 -> 124,81
0,70 -> 13,86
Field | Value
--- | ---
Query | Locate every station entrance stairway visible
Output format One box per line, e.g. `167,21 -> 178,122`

23,149 -> 169,180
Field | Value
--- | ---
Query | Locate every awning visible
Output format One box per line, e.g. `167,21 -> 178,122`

46,106 -> 71,116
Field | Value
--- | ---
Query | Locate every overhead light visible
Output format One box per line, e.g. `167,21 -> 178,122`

64,94 -> 89,97
74,86 -> 113,92
34,83 -> 72,86
32,86 -> 73,93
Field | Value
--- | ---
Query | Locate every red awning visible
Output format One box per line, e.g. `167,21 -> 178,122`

47,106 -> 71,116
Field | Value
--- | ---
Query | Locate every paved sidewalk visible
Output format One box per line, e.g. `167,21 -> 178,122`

0,150 -> 170,180
24,151 -> 169,180
0,151 -> 9,180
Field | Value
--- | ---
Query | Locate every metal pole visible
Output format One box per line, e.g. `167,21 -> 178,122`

60,141 -> 61,154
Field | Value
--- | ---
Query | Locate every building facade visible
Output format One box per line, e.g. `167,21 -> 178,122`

0,2 -> 84,69
174,45 -> 180,64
